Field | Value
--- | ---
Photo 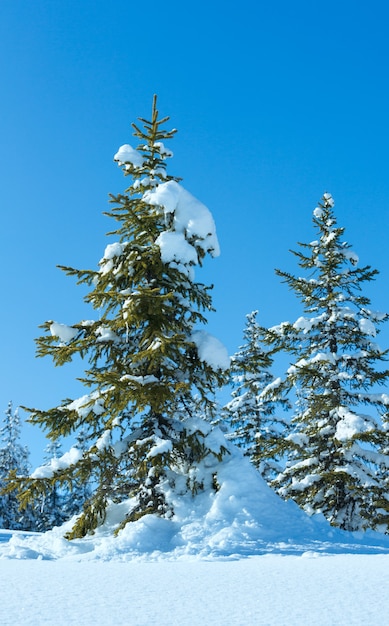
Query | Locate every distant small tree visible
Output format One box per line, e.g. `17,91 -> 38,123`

8,97 -> 229,538
373,412 -> 389,532
0,402 -> 34,530
266,193 -> 389,531
34,440 -> 70,531
64,429 -> 93,519
223,311 -> 289,482
31,434 -> 94,531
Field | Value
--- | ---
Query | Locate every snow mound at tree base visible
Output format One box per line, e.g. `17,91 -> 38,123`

2,448 -> 389,561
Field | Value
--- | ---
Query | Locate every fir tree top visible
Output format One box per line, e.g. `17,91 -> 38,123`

271,193 -> 389,359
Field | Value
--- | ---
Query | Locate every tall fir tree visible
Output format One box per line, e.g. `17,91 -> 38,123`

266,193 -> 389,531
223,311 -> 289,482
8,97 -> 229,538
0,402 -> 35,530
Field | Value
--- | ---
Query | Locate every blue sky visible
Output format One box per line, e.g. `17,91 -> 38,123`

2,0 -> 389,465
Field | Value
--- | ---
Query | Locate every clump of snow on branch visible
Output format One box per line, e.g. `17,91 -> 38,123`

95,430 -> 112,452
359,318 -> 376,337
95,327 -> 120,343
50,323 -> 78,344
114,144 -> 144,168
153,141 -> 173,158
323,192 -> 334,207
143,180 -> 220,260
99,242 -> 126,275
334,408 -> 375,442
65,393 -> 105,418
293,314 -> 326,333
155,231 -> 198,267
31,447 -> 83,479
191,330 -> 230,371
101,242 -> 125,260
147,438 -> 173,459
120,374 -> 160,386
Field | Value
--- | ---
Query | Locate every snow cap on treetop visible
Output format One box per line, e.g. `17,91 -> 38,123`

323,192 -> 334,207
114,144 -> 144,168
313,193 -> 334,219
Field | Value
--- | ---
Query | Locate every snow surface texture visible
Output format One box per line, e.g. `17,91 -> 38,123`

2,446 -> 388,562
0,554 -> 388,625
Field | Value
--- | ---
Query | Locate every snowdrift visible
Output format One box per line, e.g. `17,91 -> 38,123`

2,445 -> 389,561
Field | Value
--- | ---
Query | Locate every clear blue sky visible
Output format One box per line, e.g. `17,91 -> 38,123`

2,0 -> 389,465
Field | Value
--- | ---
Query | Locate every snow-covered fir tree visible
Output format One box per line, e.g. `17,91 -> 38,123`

0,402 -> 35,530
373,411 -> 389,531
266,193 -> 389,531
65,428 -> 93,517
34,440 -> 69,531
223,311 -> 289,482
10,97 -> 229,538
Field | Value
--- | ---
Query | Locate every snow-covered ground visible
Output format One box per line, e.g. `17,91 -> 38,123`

0,552 -> 388,625
1,448 -> 388,624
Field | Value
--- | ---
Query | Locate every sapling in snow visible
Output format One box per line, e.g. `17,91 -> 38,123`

223,311 -> 289,482
7,97 -> 229,538
267,193 -> 389,532
0,402 -> 34,530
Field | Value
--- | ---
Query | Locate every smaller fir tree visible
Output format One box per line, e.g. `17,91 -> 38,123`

373,411 -> 389,531
266,193 -> 389,531
0,402 -> 34,530
223,311 -> 289,482
65,429 -> 93,518
33,440 -> 71,531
